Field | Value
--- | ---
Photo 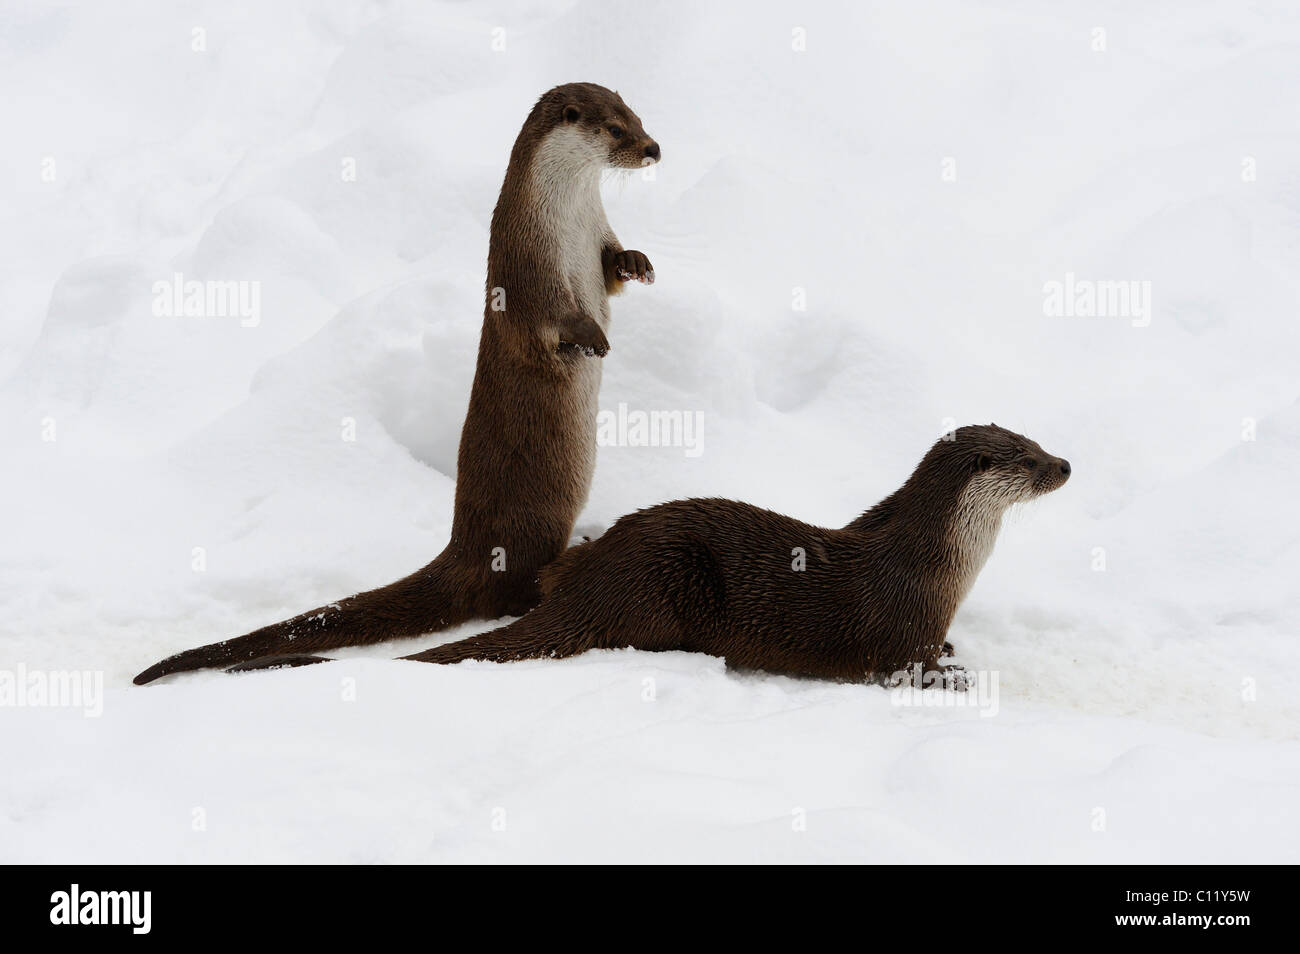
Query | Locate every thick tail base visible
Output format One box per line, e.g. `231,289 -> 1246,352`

400,612 -> 594,666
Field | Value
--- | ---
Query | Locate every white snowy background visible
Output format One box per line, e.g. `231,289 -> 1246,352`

2,0 -> 1298,863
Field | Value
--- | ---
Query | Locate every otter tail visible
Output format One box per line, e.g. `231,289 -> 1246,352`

133,553 -> 476,684
215,606 -> 590,673
400,539 -> 651,667
400,601 -> 599,666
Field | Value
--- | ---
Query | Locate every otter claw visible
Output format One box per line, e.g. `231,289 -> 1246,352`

939,665 -> 974,691
612,250 -> 654,284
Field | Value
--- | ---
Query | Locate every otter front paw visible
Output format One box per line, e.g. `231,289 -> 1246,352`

933,664 -> 974,692
891,662 -> 974,691
613,250 -> 655,284
941,641 -> 956,658
556,313 -> 610,357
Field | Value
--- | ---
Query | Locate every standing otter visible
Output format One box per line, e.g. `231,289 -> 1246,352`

135,83 -> 660,685
221,425 -> 1070,683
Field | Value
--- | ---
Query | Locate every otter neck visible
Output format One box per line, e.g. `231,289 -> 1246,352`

521,131 -> 609,320
942,489 -> 1009,604
846,474 -> 1009,605
526,131 -> 605,230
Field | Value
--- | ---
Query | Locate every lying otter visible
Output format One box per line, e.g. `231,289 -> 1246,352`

218,424 -> 1069,685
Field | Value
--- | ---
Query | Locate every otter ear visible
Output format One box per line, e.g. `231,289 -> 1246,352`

975,453 -> 992,472
563,106 -> 581,123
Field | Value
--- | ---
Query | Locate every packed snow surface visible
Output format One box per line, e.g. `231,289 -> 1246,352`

1,0 -> 1297,862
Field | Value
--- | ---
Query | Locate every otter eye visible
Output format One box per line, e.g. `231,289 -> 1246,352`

975,453 -> 992,472
564,106 -> 580,122
608,125 -> 625,139
1020,456 -> 1038,470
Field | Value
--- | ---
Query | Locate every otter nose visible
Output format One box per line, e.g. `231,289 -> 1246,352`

643,141 -> 661,161
1059,459 -> 1071,477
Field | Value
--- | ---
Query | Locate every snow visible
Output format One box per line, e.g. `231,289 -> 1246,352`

2,0 -> 1298,863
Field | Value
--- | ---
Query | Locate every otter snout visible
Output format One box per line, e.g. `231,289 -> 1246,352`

1038,455 -> 1071,494
643,141 -> 661,162
1021,452 -> 1071,496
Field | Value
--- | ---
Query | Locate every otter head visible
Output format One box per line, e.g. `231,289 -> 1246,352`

911,422 -> 1070,523
915,424 -> 1070,593
949,423 -> 1071,506
531,82 -> 660,171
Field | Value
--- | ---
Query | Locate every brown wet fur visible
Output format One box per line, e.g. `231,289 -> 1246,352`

403,425 -> 1070,681
135,83 -> 659,685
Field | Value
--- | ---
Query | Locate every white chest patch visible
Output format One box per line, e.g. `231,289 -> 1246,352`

531,127 -> 609,322
947,474 -> 1016,599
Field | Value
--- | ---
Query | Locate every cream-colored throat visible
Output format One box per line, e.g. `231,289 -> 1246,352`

530,126 -> 609,316
946,475 -> 1015,599
530,127 -> 605,222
